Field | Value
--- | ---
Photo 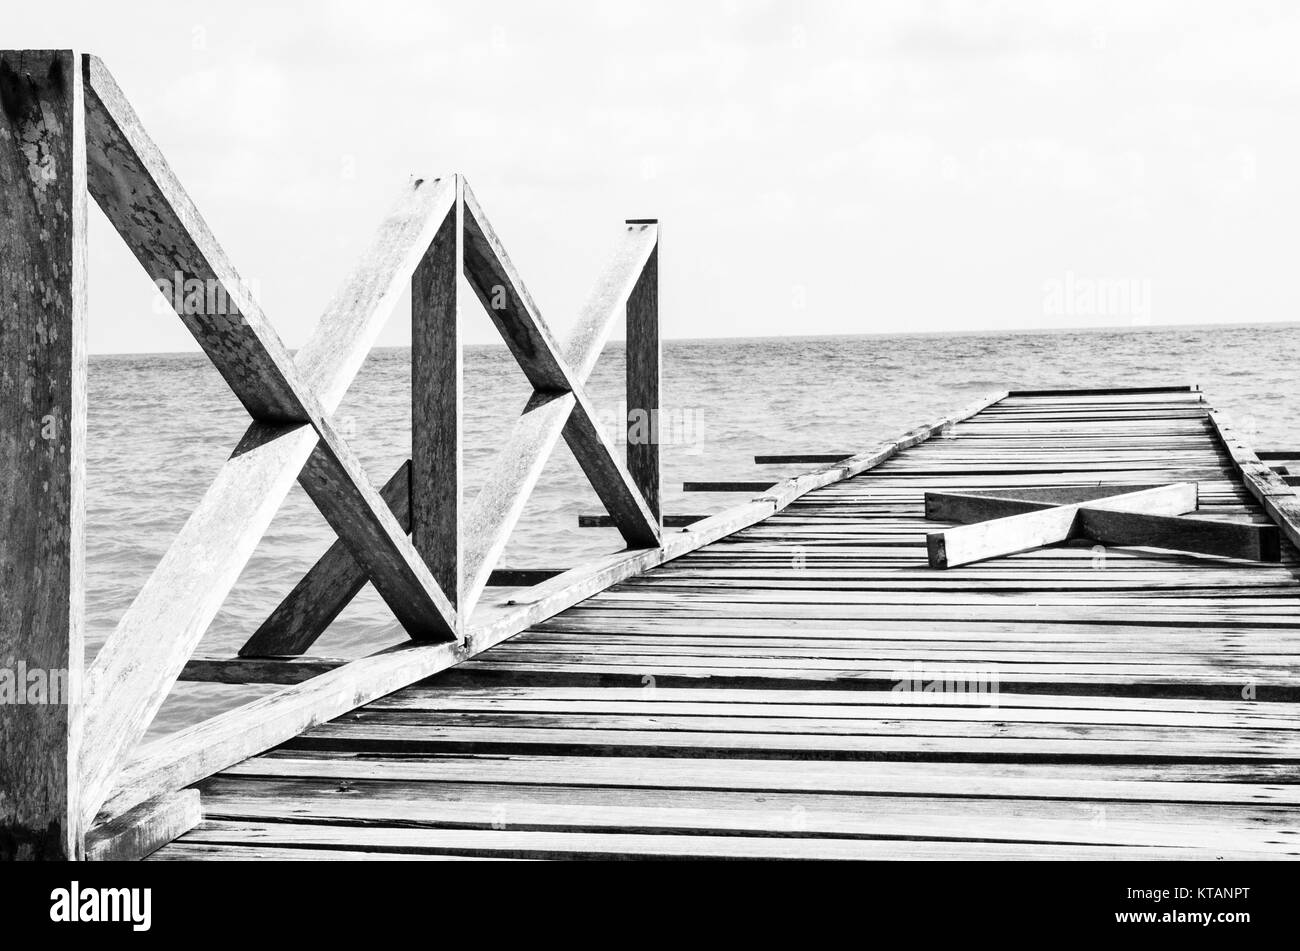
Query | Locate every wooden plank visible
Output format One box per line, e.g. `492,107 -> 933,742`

1257,451 -> 1300,461
927,483 -> 1198,568
411,175 -> 462,609
85,791 -> 200,862
685,482 -> 776,493
1077,508 -> 1280,562
1005,385 -> 1197,397
581,514 -> 705,528
169,820 -> 1276,860
625,235 -> 660,521
182,655 -> 348,685
0,48 -> 87,861
193,779 -> 1298,853
755,454 -> 852,464
927,484 -> 1174,519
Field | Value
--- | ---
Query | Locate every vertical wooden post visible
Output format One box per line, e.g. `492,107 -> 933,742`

625,222 -> 660,523
411,174 -> 462,615
0,49 -> 88,860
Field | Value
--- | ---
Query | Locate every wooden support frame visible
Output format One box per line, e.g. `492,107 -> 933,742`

0,51 -> 677,848
239,213 -> 663,658
0,49 -> 88,861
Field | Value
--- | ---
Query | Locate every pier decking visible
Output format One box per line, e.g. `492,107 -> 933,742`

155,388 -> 1300,860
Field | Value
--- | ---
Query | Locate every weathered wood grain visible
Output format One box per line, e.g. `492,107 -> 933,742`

86,790 -> 200,862
625,237 -> 660,521
0,48 -> 87,861
412,175 -> 462,611
927,483 -> 1198,568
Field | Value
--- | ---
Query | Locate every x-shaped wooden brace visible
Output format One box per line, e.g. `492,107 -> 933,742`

237,188 -> 663,658
74,56 -> 660,824
924,482 -> 1281,568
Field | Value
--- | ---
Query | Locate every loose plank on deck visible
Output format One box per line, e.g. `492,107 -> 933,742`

155,389 -> 1300,860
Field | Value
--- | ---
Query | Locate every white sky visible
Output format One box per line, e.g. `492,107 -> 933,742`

11,0 -> 1300,353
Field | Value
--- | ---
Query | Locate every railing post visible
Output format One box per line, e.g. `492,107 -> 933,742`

412,174 -> 463,614
625,220 -> 660,524
0,49 -> 88,860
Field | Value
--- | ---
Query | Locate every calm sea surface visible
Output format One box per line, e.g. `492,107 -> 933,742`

86,324 -> 1300,735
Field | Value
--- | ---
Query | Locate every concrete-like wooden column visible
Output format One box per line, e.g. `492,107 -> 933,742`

0,49 -> 88,860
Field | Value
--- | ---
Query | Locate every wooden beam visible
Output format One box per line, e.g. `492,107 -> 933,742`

1256,451 -> 1300,461
0,49 -> 87,861
83,55 -> 306,422
927,483 -> 1198,569
581,514 -> 706,528
685,481 -> 777,493
925,484 -> 1178,524
95,391 -> 1008,826
183,655 -> 349,685
928,505 -> 1080,570
1077,509 -> 1280,562
625,235 -> 660,521
1005,385 -> 1196,397
412,175 -> 462,610
86,790 -> 200,862
754,454 -> 852,464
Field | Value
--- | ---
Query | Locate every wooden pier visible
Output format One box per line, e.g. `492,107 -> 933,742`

157,387 -> 1300,860
3,50 -> 1299,861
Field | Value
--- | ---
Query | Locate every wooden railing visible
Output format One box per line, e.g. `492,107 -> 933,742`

1,49 -> 1007,860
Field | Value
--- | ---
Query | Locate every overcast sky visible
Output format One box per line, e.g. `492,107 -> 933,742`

12,1 -> 1300,353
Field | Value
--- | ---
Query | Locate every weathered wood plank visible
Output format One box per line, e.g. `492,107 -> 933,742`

580,514 -> 706,528
411,175 -> 462,610
625,235 -> 660,521
685,481 -> 776,493
86,790 -> 200,862
0,48 -> 87,861
1077,508 -> 1280,562
927,483 -> 1199,568
755,454 -> 852,464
